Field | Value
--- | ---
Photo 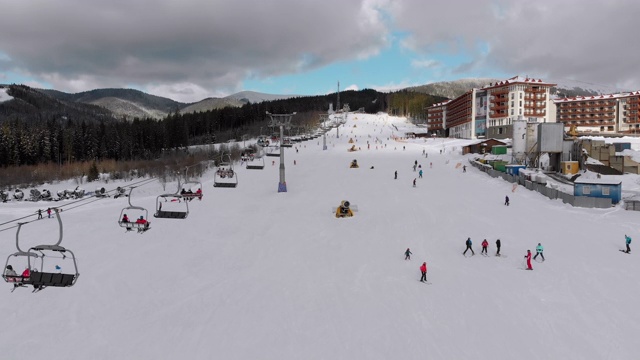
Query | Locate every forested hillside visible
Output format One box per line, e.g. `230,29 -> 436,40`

0,86 -> 444,167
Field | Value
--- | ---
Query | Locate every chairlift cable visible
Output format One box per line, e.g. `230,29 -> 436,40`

0,176 -> 161,231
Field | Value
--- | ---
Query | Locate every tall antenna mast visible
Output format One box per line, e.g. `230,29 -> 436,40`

337,81 -> 340,111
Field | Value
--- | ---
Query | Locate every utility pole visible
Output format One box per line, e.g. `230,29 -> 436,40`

320,114 -> 329,150
267,112 -> 296,192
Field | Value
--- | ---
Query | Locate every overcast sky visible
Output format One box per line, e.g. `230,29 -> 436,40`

1,0 -> 638,102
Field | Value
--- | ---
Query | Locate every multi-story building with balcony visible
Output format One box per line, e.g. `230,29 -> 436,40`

427,76 -> 556,139
554,91 -> 640,134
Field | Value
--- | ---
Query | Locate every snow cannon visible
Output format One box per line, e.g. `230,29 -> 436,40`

335,200 -> 354,218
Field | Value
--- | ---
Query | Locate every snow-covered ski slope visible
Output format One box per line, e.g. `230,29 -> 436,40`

2,113 -> 640,360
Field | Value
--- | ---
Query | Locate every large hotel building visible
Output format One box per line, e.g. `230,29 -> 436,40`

427,75 -> 640,138
427,76 -> 556,139
554,91 -> 640,134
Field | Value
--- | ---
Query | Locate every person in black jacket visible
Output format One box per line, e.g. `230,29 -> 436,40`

463,237 -> 475,256
404,248 -> 412,260
495,239 -> 501,256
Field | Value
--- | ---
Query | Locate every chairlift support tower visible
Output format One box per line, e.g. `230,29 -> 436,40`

267,112 -> 296,192
319,114 -> 329,151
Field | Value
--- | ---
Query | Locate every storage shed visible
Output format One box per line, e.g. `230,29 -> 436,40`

573,179 -> 622,204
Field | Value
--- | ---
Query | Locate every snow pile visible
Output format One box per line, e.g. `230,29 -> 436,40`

1,113 -> 640,360
0,87 -> 13,103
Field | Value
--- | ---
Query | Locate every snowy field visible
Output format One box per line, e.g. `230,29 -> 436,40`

0,87 -> 13,103
1,113 -> 640,360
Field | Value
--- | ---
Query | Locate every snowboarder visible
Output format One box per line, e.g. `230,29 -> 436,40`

419,169 -> 423,178
525,250 -> 533,270
504,196 -> 510,206
422,149 -> 425,155
405,248 -> 412,260
413,178 -> 416,187
495,239 -> 501,256
394,170 -> 398,180
463,165 -> 466,173
534,243 -> 545,261
463,237 -> 475,256
625,234 -> 632,253
37,209 -> 43,219
420,262 -> 427,282
481,239 -> 489,255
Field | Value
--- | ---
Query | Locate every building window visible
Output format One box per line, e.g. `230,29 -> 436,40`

602,187 -> 610,196
511,109 -> 514,115
583,186 -> 591,195
519,93 -> 523,99
511,93 -> 514,99
511,101 -> 514,107
519,109 -> 522,115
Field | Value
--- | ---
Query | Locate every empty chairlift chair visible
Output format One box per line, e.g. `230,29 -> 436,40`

154,193 -> 189,219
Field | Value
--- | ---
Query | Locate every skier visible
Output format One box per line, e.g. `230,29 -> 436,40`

534,243 -> 545,261
524,250 -> 533,270
463,237 -> 475,256
505,196 -> 510,206
413,178 -> 417,187
420,262 -> 427,282
394,170 -> 398,180
47,208 -> 52,218
625,234 -> 632,253
4,265 -> 19,290
37,209 -> 43,219
405,248 -> 412,260
419,169 -> 423,178
463,165 -> 466,173
413,164 -> 417,172
495,239 -> 501,256
481,239 -> 489,255
430,162 -> 432,168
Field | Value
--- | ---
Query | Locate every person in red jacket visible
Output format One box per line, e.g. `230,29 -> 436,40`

419,262 -> 427,282
481,239 -> 489,255
524,250 -> 533,270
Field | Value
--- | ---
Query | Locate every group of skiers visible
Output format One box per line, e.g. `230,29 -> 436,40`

404,248 -> 428,283
463,237 -> 502,257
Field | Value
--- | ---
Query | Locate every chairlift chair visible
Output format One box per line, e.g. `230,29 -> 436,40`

214,154 -> 239,188
154,193 -> 189,219
181,181 -> 204,201
118,188 -> 151,233
246,151 -> 265,170
265,145 -> 280,157
4,209 -> 79,291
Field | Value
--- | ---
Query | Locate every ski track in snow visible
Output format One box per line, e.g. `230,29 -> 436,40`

1,114 -> 640,359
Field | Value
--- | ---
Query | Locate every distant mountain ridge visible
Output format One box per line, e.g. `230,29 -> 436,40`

39,88 -> 188,120
0,84 -> 116,123
405,77 -> 631,100
39,88 -> 298,119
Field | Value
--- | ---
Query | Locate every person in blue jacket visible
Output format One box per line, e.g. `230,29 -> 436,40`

534,243 -> 545,261
625,234 -> 632,253
463,237 -> 475,256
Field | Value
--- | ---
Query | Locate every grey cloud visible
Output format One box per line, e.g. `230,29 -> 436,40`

393,0 -> 640,89
0,0 -> 390,99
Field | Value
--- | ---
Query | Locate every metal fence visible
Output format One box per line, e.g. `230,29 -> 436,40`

469,160 -> 613,209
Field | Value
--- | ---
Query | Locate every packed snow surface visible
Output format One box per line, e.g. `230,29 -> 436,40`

2,113 -> 640,360
0,87 -> 13,102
